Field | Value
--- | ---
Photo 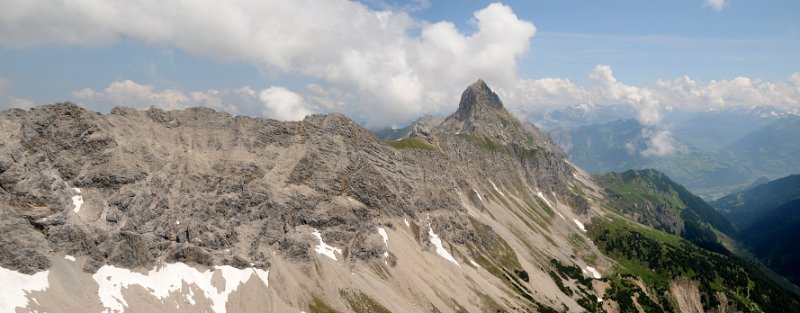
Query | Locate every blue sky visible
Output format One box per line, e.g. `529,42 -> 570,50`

1,0 -> 798,126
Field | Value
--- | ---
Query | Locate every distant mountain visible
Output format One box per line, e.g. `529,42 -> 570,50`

670,107 -> 781,153
527,104 -> 636,131
595,169 -> 736,252
711,174 -> 800,230
720,116 -> 800,179
552,119 -> 751,199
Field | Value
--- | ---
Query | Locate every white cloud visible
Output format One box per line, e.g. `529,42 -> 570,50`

0,1 -> 535,127
259,87 -> 314,121
652,74 -> 800,112
72,80 -> 192,111
705,0 -> 727,11
513,65 -> 800,156
641,129 -> 685,157
72,80 -> 312,121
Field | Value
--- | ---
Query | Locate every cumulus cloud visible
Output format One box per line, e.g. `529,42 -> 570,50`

259,87 -> 315,121
0,1 -> 535,127
72,80 -> 312,121
653,74 -> 800,112
705,0 -> 727,11
640,129 -> 685,157
513,65 -> 800,156
73,80 -> 191,110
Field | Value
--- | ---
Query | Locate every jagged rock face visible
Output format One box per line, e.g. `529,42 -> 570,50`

451,79 -> 504,121
440,80 -> 565,154
0,83 -> 609,313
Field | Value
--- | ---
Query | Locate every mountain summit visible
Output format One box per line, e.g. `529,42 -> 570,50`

440,79 -> 563,154
452,79 -> 504,120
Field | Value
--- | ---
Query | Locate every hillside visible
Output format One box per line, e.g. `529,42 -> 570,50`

594,169 -> 736,252
0,81 -> 798,312
739,198 -> 800,286
711,174 -> 800,287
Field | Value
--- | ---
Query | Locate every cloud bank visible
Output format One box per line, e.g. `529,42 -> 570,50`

513,65 -> 800,156
72,80 -> 320,121
1,0 -> 534,126
2,0 -> 798,138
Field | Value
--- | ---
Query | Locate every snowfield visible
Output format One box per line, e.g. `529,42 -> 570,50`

93,263 -> 269,313
0,266 -> 50,313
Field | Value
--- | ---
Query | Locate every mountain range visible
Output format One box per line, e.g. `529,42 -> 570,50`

1,80 -> 798,312
550,113 -> 800,200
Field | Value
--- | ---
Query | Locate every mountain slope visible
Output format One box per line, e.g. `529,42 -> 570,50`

594,169 -> 736,252
0,85 -> 605,312
0,81 -> 798,312
739,198 -> 800,286
711,174 -> 800,287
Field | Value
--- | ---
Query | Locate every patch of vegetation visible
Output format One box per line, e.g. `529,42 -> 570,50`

604,276 -> 666,313
309,295 -> 340,313
596,169 -> 735,252
456,133 -> 509,154
339,289 -> 392,313
384,137 -> 435,151
589,217 -> 800,312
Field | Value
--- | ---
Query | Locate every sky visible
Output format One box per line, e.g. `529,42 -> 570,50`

1,0 -> 799,132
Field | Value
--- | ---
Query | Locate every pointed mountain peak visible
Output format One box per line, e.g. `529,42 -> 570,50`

437,79 -> 566,155
456,79 -> 504,118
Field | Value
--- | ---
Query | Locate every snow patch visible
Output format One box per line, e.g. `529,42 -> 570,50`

0,266 -> 50,313
597,296 -> 603,303
312,229 -> 342,261
585,266 -> 602,279
469,260 -> 480,268
489,180 -> 505,197
92,263 -> 269,313
428,226 -> 459,267
377,227 -> 389,258
404,218 -> 410,227
64,255 -> 76,262
71,188 -> 83,213
377,227 -> 388,246
573,219 -> 586,232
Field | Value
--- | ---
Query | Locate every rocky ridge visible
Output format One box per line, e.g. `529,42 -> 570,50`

1,80 -> 796,312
